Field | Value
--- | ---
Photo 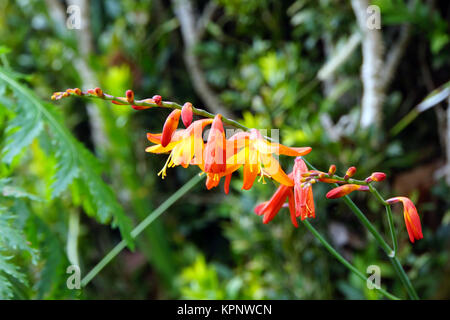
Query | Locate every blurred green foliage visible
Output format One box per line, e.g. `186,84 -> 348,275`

0,0 -> 449,300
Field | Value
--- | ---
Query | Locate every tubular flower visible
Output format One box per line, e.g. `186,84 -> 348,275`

326,184 -> 369,199
161,109 -> 182,147
181,102 -> 194,128
204,114 -> 227,174
386,197 -> 423,243
228,129 -> 312,190
254,182 -> 298,227
293,157 -> 315,220
146,119 -> 213,178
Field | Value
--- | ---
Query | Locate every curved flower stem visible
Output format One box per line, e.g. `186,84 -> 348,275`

302,220 -> 399,300
81,174 -> 204,287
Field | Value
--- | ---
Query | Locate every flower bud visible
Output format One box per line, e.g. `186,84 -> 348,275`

94,87 -> 103,97
370,172 -> 386,182
112,99 -> 127,105
131,105 -> 151,110
204,114 -> 226,174
328,165 -> 336,175
344,166 -> 356,180
181,102 -> 194,127
74,88 -> 82,95
152,95 -> 162,105
326,184 -> 368,199
126,90 -> 134,103
161,109 -> 181,147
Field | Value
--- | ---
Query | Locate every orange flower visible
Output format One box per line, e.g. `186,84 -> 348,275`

386,197 -> 423,243
326,184 -> 369,199
227,129 -> 311,190
204,114 -> 227,174
146,119 -> 213,178
293,157 -> 315,220
161,109 -> 182,147
254,182 -> 298,227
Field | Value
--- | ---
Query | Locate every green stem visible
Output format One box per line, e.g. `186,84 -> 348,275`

368,185 -> 398,255
385,205 -> 398,255
391,257 -> 419,300
340,195 -> 394,255
81,174 -> 204,287
302,220 -> 399,300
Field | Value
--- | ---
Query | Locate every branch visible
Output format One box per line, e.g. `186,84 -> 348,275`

351,0 -> 385,129
172,0 -> 230,117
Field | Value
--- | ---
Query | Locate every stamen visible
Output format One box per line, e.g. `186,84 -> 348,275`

157,154 -> 173,179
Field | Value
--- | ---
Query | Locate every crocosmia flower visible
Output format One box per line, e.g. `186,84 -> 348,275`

146,119 -> 213,178
204,114 -> 227,174
227,129 -> 312,190
386,197 -> 423,243
293,157 -> 315,220
254,181 -> 298,227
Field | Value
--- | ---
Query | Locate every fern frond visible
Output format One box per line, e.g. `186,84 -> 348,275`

0,209 -> 34,299
0,67 -> 134,249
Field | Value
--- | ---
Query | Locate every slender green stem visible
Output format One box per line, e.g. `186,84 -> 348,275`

368,185 -> 398,255
391,257 -> 419,300
340,195 -> 394,255
81,174 -> 204,287
385,205 -> 398,255
302,220 -> 399,300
